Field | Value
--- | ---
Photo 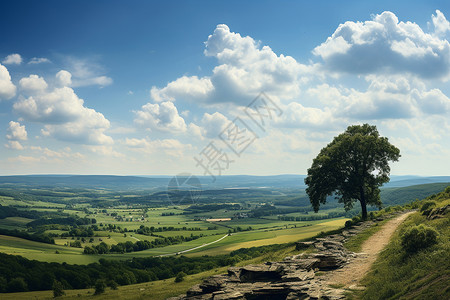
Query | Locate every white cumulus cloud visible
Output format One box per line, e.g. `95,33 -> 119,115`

55,70 -> 72,87
134,101 -> 187,133
6,121 -> 27,141
14,72 -> 113,145
5,121 -> 27,150
0,64 -> 16,100
2,53 -> 22,65
151,24 -> 309,105
432,10 -> 450,37
200,112 -> 231,138
313,11 -> 450,79
19,74 -> 48,93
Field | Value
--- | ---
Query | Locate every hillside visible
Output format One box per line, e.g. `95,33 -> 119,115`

357,186 -> 450,299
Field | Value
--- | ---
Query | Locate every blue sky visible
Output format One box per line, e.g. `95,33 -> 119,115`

1,0 -> 449,176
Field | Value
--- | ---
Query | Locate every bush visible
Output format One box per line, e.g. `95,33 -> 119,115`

108,280 -> 118,290
7,277 -> 28,292
94,279 -> 106,295
52,280 -> 65,298
351,215 -> 361,224
401,224 -> 439,253
175,272 -> 186,283
420,201 -> 436,212
344,220 -> 353,228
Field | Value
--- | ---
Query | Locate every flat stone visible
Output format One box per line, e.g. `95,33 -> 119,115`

186,284 -> 203,296
282,269 -> 315,282
239,264 -> 283,282
199,275 -> 228,293
213,291 -> 245,300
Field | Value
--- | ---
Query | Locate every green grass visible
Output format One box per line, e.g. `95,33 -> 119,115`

355,196 -> 450,300
0,234 -> 100,264
187,218 -> 347,256
0,217 -> 34,229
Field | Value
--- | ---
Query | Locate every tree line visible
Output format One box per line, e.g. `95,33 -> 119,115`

83,234 -> 202,254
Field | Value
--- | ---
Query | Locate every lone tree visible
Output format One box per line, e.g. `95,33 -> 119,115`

304,124 -> 400,220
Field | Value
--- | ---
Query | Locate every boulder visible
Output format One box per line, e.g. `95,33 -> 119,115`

186,284 -> 203,297
308,252 -> 347,270
427,205 -> 449,220
239,264 -> 283,282
199,275 -> 229,293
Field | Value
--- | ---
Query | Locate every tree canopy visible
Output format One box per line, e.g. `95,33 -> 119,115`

304,124 -> 400,220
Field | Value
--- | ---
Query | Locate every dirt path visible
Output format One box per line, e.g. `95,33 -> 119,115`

325,211 -> 414,288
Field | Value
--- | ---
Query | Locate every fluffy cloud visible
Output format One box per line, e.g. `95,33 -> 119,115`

2,53 -> 22,65
14,73 -> 113,145
275,102 -> 339,129
55,70 -> 72,87
134,101 -> 187,133
151,24 -> 309,105
313,11 -> 450,79
40,114 -> 112,145
0,64 -> 16,100
307,76 -> 450,120
19,74 -> 48,93
150,76 -> 213,102
6,121 -> 27,141
5,121 -> 27,150
432,10 -> 450,37
200,112 -> 230,138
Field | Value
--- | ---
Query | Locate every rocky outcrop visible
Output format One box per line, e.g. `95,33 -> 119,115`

170,212 -> 407,300
427,205 -> 449,220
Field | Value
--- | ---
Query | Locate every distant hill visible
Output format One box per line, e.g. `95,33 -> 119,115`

384,176 -> 450,188
0,174 -> 448,191
381,182 -> 450,206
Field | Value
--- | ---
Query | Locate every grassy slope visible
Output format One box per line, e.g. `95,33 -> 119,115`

357,190 -> 450,300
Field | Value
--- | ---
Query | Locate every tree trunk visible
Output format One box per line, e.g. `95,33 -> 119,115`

359,186 -> 368,220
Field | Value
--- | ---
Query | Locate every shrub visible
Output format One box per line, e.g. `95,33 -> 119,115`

175,271 -> 186,283
344,220 -> 353,228
108,280 -> 118,290
351,216 -> 361,224
420,201 -> 436,212
52,280 -> 65,298
7,277 -> 28,292
401,224 -> 439,253
94,279 -> 106,295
